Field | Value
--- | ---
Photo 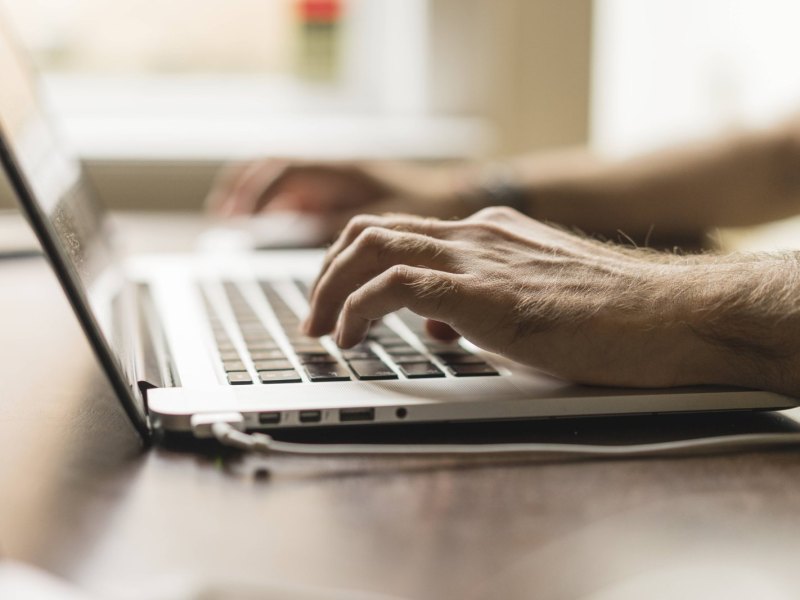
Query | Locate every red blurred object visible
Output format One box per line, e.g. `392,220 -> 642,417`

296,0 -> 342,23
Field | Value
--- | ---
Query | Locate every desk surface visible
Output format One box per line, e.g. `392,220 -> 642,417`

4,213 -> 800,600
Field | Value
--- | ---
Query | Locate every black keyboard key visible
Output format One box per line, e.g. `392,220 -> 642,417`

297,353 -> 338,364
381,341 -> 414,350
248,349 -> 286,360
247,341 -> 281,351
218,350 -> 241,361
341,348 -> 378,360
243,333 -> 273,345
258,369 -> 302,384
391,353 -> 431,364
425,343 -> 466,353
285,331 -> 313,340
304,363 -> 351,382
398,362 -> 445,379
434,352 -> 484,365
223,360 -> 247,372
253,359 -> 295,371
447,363 -> 499,377
227,372 -> 253,385
372,336 -> 407,347
344,342 -> 373,351
236,315 -> 261,323
292,344 -> 329,354
348,359 -> 398,380
384,345 -> 420,356
276,311 -> 299,321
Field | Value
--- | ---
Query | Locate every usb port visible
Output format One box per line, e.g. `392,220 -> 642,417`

258,412 -> 281,425
339,408 -> 375,422
299,410 -> 322,423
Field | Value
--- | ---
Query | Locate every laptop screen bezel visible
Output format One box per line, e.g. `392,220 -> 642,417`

0,132 -> 151,444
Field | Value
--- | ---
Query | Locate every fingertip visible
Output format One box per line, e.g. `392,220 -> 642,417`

299,318 -> 311,336
334,317 -> 368,349
335,327 -> 356,349
334,327 -> 351,349
303,319 -> 325,339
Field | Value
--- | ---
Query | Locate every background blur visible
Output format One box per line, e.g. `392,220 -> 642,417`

1,0 -> 799,211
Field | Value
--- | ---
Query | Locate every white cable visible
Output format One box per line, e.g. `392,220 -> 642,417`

210,421 -> 800,459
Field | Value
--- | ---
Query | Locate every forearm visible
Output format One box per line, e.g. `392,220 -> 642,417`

494,119 -> 800,238
664,251 -> 800,396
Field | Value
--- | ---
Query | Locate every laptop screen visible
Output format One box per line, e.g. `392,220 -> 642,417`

0,19 -> 149,440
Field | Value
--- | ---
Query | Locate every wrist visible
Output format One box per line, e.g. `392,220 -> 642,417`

665,256 -> 800,395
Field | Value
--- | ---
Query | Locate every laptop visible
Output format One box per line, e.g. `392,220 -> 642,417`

1,22 -> 795,446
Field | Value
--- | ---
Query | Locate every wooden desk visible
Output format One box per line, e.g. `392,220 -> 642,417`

3,213 -> 800,599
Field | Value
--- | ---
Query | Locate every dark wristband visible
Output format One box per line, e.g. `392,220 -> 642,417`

462,163 -> 532,216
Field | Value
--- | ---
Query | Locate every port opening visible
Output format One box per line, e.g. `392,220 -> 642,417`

258,412 -> 281,425
339,407 -> 375,422
299,410 -> 322,423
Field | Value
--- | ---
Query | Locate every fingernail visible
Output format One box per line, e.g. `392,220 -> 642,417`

335,329 -> 344,347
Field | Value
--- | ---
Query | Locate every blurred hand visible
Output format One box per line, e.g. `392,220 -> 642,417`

207,159 -> 469,238
303,207 -> 742,389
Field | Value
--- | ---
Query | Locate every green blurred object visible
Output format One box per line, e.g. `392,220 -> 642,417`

294,0 -> 343,81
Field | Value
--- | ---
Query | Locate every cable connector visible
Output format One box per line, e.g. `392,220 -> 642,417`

191,412 -> 245,439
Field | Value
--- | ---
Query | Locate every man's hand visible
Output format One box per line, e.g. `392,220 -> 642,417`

303,207 -> 800,395
207,159 -> 469,237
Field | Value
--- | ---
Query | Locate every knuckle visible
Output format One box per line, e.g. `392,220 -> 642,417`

456,220 -> 508,240
343,214 -> 375,239
474,205 -> 518,221
322,245 -> 340,268
355,226 -> 388,251
342,291 -> 362,314
387,264 -> 414,285
350,214 -> 375,229
328,250 -> 347,273
387,232 -> 439,258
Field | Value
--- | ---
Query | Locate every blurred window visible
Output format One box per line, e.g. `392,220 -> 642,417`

0,0 -> 486,160
0,0 -> 432,114
2,0 -> 293,74
593,0 -> 800,157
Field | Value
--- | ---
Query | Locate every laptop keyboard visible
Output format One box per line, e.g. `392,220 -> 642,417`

201,284 -> 300,385
200,280 -> 500,385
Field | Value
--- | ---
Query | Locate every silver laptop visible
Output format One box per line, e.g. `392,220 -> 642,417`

1,22 -> 794,445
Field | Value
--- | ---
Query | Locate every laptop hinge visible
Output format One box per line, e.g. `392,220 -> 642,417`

132,283 -> 179,410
